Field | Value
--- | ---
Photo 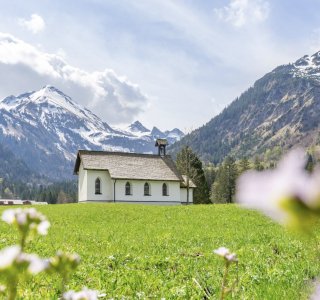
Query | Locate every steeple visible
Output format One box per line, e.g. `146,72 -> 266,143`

155,139 -> 168,157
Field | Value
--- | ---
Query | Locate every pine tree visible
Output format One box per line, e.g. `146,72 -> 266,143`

305,153 -> 314,173
238,156 -> 250,174
254,156 -> 264,171
210,156 -> 238,204
176,146 -> 210,204
210,165 -> 226,203
204,163 -> 216,187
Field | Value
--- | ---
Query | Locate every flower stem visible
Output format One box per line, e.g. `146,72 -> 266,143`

21,235 -> 26,252
61,273 -> 69,296
220,262 -> 229,300
8,279 -> 17,300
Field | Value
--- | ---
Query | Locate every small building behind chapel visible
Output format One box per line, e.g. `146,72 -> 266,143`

73,139 -> 195,205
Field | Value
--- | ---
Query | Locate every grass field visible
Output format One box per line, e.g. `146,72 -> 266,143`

0,204 -> 319,299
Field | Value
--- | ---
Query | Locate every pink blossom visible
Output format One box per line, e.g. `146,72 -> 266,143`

214,247 -> 238,262
236,148 -> 320,225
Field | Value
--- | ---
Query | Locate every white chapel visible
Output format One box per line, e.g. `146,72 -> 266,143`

74,139 -> 196,204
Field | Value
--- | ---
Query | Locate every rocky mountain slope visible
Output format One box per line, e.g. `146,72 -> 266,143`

0,86 -> 184,179
0,143 -> 36,182
169,51 -> 320,163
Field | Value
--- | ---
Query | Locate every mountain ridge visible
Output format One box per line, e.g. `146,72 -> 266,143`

0,86 -> 184,179
169,50 -> 320,163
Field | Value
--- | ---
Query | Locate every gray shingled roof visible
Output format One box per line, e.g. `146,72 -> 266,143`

74,150 -> 184,182
181,175 -> 197,188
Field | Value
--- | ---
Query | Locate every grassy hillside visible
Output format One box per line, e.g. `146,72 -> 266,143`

0,204 -> 319,299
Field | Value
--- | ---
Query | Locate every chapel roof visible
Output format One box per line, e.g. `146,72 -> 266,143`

181,175 -> 197,188
74,150 -> 184,182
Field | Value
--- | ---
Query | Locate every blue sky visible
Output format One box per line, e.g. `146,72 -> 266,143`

0,0 -> 319,131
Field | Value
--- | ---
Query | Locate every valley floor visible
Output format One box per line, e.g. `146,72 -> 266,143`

0,204 -> 319,299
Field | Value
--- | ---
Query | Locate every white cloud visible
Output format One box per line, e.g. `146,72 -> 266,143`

18,14 -> 46,34
214,0 -> 270,27
0,33 -> 148,124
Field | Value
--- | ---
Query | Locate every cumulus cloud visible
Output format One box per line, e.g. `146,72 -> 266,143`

18,14 -> 46,34
214,0 -> 270,28
0,33 -> 148,124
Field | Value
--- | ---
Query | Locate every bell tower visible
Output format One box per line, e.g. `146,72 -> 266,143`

155,139 -> 168,157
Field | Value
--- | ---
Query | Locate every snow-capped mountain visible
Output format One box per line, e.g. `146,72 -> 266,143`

0,86 -> 184,179
170,50 -> 320,163
126,121 -> 150,135
292,51 -> 320,80
124,121 -> 184,144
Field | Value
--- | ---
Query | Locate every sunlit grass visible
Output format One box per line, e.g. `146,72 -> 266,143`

0,204 -> 319,299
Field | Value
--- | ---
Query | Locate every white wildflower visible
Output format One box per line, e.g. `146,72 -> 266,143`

2,209 -> 16,224
225,253 -> 238,262
213,247 -> 230,257
37,220 -> 50,235
27,208 -> 37,218
27,256 -> 49,274
0,245 -> 21,270
214,247 -> 237,262
236,148 -> 320,225
63,287 -> 99,300
0,246 -> 48,275
1,208 -> 50,236
16,212 -> 27,225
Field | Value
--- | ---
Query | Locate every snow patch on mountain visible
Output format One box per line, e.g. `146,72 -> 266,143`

292,51 -> 320,80
0,86 -> 184,179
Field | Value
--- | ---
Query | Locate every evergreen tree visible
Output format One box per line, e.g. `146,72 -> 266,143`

211,156 -> 238,204
176,146 -> 210,204
254,156 -> 264,171
210,165 -> 226,204
203,163 -> 216,187
238,156 -> 250,174
305,153 -> 314,173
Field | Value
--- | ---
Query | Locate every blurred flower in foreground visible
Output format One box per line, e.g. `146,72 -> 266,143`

2,208 -> 50,236
0,285 -> 5,296
63,287 -> 101,300
236,149 -> 320,231
48,251 -> 81,293
310,284 -> 320,300
49,251 -> 80,273
214,247 -> 238,263
0,245 -> 21,271
0,245 -> 49,275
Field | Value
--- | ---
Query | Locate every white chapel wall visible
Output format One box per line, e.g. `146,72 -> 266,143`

78,162 -> 87,202
115,180 -> 181,204
180,188 -> 194,204
86,169 -> 113,201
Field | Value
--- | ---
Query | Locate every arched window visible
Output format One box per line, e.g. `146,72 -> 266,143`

125,182 -> 131,195
95,178 -> 101,194
144,182 -> 150,196
162,183 -> 168,196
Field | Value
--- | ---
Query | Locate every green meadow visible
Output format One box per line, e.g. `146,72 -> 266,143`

0,204 -> 319,299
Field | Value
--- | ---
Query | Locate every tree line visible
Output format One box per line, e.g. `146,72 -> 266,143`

175,146 -> 318,204
0,179 -> 77,204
